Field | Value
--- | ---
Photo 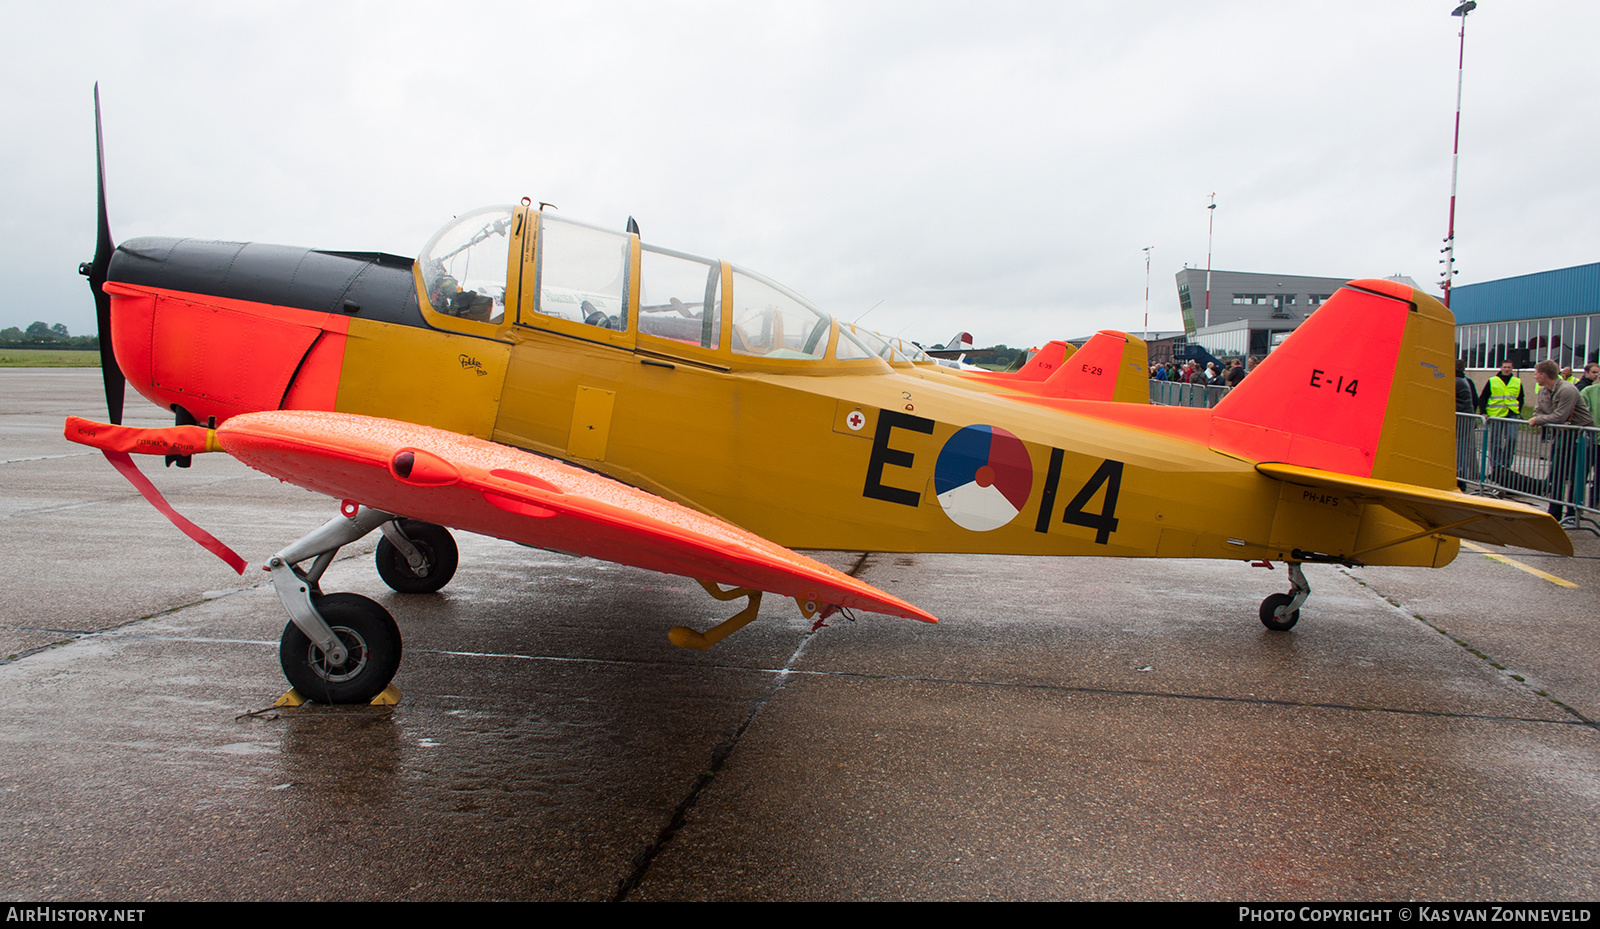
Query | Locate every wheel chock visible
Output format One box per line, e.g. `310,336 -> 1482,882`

370,684 -> 402,706
271,684 -> 402,707
274,688 -> 307,707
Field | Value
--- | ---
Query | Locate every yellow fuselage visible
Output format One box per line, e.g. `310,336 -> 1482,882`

331,317 -> 1452,569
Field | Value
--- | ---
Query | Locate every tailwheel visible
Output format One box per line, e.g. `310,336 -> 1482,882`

279,593 -> 402,704
376,519 -> 458,594
1259,593 -> 1300,631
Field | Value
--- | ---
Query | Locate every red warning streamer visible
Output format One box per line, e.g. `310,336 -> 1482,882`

100,450 -> 248,575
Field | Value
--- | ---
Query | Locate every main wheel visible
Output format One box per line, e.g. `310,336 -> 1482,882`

1259,592 -> 1300,631
279,593 -> 402,704
375,520 -> 458,594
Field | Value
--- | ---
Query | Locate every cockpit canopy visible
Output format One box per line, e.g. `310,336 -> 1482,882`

888,335 -> 933,363
841,323 -> 916,364
418,205 -> 515,326
416,205 -> 882,370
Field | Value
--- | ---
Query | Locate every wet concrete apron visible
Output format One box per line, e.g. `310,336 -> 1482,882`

2,370 -> 1597,901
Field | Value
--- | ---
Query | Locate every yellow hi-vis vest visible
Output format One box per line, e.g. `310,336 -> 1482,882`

1487,376 -> 1521,417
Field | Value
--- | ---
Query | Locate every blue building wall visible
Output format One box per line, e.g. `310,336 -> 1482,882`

1452,263 -> 1600,368
1452,263 -> 1600,325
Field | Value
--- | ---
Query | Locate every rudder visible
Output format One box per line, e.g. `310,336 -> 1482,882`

1209,280 -> 1455,489
1037,330 -> 1150,403
1012,340 -> 1073,381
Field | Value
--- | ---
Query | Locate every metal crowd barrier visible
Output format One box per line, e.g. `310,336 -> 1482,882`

1148,381 -> 1231,408
1456,412 -> 1600,530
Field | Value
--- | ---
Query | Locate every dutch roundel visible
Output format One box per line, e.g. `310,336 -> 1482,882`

933,425 -> 1034,532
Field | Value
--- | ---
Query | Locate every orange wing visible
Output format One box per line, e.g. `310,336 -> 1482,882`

208,411 -> 935,624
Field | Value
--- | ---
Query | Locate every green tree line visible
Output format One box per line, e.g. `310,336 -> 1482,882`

0,322 -> 99,350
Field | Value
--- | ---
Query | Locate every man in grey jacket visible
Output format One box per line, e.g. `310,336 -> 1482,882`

1529,360 -> 1593,523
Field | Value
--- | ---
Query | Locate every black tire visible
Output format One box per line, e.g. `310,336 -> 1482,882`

1259,592 -> 1300,632
279,593 -> 402,704
375,520 -> 458,594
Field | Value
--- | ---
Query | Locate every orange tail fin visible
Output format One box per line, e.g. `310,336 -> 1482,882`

1011,340 -> 1072,381
1208,280 -> 1456,488
1035,330 -> 1149,403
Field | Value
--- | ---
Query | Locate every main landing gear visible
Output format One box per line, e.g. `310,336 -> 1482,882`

267,505 -> 457,704
1258,562 -> 1310,632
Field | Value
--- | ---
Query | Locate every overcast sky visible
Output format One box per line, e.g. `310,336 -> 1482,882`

5,0 -> 1596,349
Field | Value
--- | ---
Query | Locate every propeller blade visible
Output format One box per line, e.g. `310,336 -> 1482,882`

87,84 -> 125,425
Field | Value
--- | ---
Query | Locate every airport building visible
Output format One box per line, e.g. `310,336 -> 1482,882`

1173,269 -> 1354,359
1129,331 -> 1189,365
1451,262 -> 1600,369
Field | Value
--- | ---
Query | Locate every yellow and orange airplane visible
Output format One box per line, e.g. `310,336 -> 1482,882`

66,93 -> 1569,704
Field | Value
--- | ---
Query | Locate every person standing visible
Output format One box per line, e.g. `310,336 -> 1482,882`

1478,360 -> 1524,478
1581,375 -> 1600,425
1582,372 -> 1600,510
1529,359 -> 1593,524
1456,359 -> 1477,412
1456,360 -> 1478,488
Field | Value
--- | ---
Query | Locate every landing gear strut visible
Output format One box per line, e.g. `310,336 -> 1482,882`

1259,562 -> 1309,632
266,505 -> 456,704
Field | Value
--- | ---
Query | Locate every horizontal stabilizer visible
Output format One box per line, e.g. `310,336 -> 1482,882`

1258,462 -> 1573,557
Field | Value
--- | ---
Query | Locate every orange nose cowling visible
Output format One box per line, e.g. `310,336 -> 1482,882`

104,282 -> 348,426
102,236 -> 382,426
